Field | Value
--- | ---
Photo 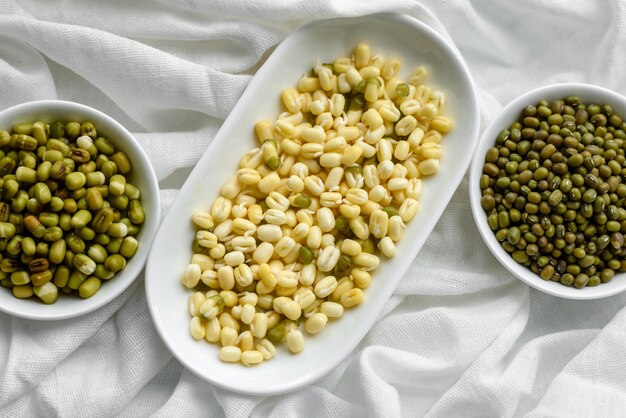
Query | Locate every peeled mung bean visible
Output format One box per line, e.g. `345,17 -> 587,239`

13,285 -> 33,299
320,301 -> 344,318
286,329 -> 305,353
256,338 -> 276,360
219,346 -> 242,362
184,43 -> 452,365
305,313 -> 328,334
241,350 -> 264,366
238,330 -> 255,352
220,326 -> 239,347
33,281 -> 58,304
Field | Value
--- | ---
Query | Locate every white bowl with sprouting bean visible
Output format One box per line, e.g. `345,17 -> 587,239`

146,13 -> 479,394
0,100 -> 160,320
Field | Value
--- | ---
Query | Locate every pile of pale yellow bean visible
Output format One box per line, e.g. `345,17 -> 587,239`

183,43 -> 453,366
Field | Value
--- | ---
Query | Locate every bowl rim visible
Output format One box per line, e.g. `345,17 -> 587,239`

145,11 -> 480,395
470,82 -> 626,300
0,99 -> 160,320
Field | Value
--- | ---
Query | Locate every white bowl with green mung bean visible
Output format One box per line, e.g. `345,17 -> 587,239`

471,83 -> 626,300
146,13 -> 479,395
0,100 -> 160,320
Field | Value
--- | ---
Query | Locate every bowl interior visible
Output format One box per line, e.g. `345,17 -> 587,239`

0,100 -> 160,320
470,83 -> 626,300
146,13 -> 479,395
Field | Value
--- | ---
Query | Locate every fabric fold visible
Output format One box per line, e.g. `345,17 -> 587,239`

1,0 -> 625,416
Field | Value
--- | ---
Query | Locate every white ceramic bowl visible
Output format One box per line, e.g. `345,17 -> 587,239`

470,83 -> 626,300
146,13 -> 479,395
0,100 -> 160,320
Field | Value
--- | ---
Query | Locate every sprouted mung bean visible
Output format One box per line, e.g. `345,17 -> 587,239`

480,96 -> 626,288
185,43 -> 454,365
0,120 -> 144,303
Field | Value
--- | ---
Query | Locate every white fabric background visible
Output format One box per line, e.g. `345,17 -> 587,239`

0,0 -> 625,416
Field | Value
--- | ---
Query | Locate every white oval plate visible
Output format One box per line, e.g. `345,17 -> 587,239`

146,13 -> 479,395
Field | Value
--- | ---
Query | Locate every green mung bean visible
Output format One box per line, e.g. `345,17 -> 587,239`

11,271 -> 30,285
86,188 -> 104,211
30,269 -> 52,287
292,194 -> 311,208
67,270 -> 86,289
104,254 -> 126,272
101,161 -> 118,179
36,241 -> 49,257
299,246 -> 314,264
43,226 -> 63,242
109,195 -> 129,211
123,183 -> 140,200
119,237 -> 138,258
107,223 -> 128,238
0,119 -> 144,303
111,152 -> 132,174
52,265 -> 69,288
107,237 -> 123,254
94,264 -> 114,280
79,121 -> 97,139
38,212 -> 58,227
95,233 -> 111,246
13,284 -> 33,299
92,207 -> 114,233
78,277 -> 101,298
11,192 -> 27,212
481,97 -> 626,288
76,226 -> 96,241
